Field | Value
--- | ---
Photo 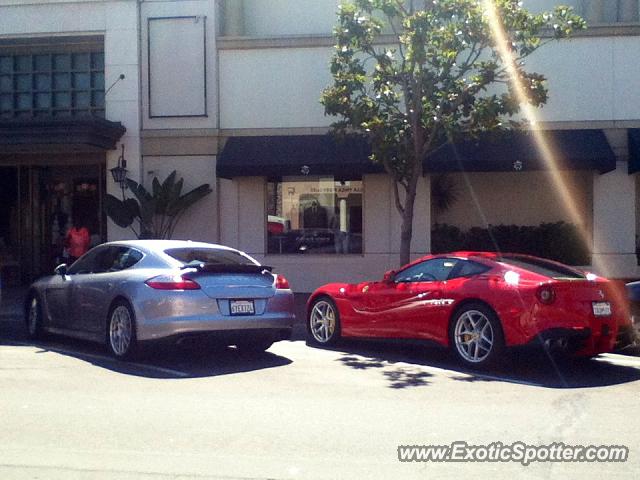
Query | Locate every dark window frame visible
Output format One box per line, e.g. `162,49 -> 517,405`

0,50 -> 105,120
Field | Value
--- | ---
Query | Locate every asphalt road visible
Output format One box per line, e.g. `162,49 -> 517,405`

1,290 -> 639,480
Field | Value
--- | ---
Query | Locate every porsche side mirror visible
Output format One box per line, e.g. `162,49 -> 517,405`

54,264 -> 68,276
383,270 -> 396,283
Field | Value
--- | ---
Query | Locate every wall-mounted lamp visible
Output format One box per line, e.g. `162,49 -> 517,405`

110,144 -> 128,192
105,73 -> 126,96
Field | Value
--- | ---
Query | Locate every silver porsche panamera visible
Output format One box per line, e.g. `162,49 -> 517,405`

25,240 -> 295,359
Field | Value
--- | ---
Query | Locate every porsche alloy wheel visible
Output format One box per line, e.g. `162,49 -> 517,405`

25,295 -> 43,340
107,301 -> 138,359
451,303 -> 504,368
308,297 -> 340,345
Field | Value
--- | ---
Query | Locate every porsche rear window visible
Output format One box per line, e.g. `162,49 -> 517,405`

164,248 -> 256,266
498,256 -> 585,279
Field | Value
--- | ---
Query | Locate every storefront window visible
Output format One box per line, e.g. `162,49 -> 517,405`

267,176 -> 363,254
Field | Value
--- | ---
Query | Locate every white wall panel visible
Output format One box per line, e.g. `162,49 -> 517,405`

148,16 -> 207,117
142,156 -> 218,242
140,0 -> 217,130
0,2 -> 106,35
220,48 -> 333,129
243,0 -> 338,37
528,38 -> 615,123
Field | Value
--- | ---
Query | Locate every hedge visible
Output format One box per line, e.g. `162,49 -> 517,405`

431,222 -> 591,266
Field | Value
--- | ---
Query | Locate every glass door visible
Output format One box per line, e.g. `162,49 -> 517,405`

1,164 -> 104,284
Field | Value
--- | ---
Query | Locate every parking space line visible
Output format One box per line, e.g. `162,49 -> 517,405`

5,340 -> 191,378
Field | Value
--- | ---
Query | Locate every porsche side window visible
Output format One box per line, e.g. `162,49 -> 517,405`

395,258 -> 459,283
93,247 -> 122,273
117,248 -> 144,270
108,247 -> 144,272
67,247 -> 103,275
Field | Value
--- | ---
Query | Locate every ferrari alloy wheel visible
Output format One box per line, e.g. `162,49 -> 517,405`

450,303 -> 504,368
107,301 -> 138,360
308,297 -> 340,345
25,295 -> 43,340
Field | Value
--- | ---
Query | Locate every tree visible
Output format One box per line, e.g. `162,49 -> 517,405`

104,171 -> 212,239
321,0 -> 585,266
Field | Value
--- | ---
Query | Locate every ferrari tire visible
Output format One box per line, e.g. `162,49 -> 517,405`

307,296 -> 341,345
449,302 -> 504,368
106,300 -> 138,360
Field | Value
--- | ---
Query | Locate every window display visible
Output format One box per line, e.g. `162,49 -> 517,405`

267,176 -> 363,254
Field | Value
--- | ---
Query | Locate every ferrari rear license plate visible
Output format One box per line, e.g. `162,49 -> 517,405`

230,300 -> 255,316
592,301 -> 611,316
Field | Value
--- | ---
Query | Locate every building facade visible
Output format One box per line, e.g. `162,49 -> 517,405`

1,0 -> 640,292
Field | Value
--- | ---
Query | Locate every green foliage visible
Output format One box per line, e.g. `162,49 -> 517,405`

431,174 -> 459,213
431,222 -> 591,266
321,0 -> 585,264
104,171 -> 212,239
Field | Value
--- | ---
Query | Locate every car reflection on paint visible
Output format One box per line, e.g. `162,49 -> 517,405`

307,252 -> 625,368
25,240 -> 295,359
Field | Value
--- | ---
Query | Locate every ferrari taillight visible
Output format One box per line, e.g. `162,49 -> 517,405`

536,285 -> 556,305
275,274 -> 290,290
145,274 -> 201,290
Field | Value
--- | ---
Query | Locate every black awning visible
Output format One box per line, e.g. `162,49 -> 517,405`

628,129 -> 640,174
217,135 -> 382,179
218,130 -> 616,179
0,116 -> 126,154
425,129 -> 616,174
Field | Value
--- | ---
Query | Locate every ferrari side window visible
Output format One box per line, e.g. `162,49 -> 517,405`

450,260 -> 491,279
395,258 -> 459,283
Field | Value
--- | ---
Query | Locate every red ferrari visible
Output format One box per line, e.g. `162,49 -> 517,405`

306,252 -> 624,367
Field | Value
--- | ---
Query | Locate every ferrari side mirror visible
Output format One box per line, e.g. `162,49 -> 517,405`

383,270 -> 396,283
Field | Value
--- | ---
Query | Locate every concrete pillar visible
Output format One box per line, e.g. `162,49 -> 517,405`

104,2 -> 141,242
237,176 -> 265,255
221,0 -> 245,36
585,0 -> 604,23
592,130 -> 637,277
619,0 -> 639,22
339,197 -> 347,232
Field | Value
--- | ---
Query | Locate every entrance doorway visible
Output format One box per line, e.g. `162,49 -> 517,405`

0,163 -> 105,285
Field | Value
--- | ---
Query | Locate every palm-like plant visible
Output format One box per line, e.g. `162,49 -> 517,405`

104,171 -> 212,239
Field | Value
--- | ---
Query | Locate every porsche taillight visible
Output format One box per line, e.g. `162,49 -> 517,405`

275,274 -> 290,290
145,274 -> 201,290
536,285 -> 556,305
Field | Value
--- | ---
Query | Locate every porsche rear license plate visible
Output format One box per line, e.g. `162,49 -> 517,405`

230,300 -> 255,316
592,301 -> 611,316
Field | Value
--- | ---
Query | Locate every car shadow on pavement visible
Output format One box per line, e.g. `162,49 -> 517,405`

0,317 -> 292,379
311,338 -> 640,390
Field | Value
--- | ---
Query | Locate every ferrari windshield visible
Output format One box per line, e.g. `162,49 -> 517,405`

497,255 -> 585,279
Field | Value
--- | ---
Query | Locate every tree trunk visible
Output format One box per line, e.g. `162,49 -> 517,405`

399,181 -> 418,266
